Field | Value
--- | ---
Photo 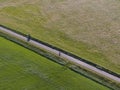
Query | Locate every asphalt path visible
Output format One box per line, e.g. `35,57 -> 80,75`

0,26 -> 120,83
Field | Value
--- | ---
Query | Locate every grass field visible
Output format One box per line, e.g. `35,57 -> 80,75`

0,0 -> 120,73
0,37 -> 110,90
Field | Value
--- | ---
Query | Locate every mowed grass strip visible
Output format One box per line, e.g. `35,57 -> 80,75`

0,37 -> 109,90
0,0 -> 120,73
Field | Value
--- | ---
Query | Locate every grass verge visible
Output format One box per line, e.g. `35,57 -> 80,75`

0,37 -> 110,90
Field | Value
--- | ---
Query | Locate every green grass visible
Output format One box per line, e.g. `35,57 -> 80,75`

0,37 -> 110,90
0,0 -> 120,73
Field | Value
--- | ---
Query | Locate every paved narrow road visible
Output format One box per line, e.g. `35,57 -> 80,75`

0,26 -> 120,83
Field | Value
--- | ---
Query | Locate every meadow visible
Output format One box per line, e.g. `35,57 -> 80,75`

0,0 -> 120,73
0,37 -> 110,90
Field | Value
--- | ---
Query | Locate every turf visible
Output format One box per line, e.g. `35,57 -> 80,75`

0,0 -> 120,73
0,37 -> 110,90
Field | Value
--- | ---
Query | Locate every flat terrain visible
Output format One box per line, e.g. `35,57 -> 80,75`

0,37 -> 109,90
1,26 -> 120,84
0,0 -> 120,73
